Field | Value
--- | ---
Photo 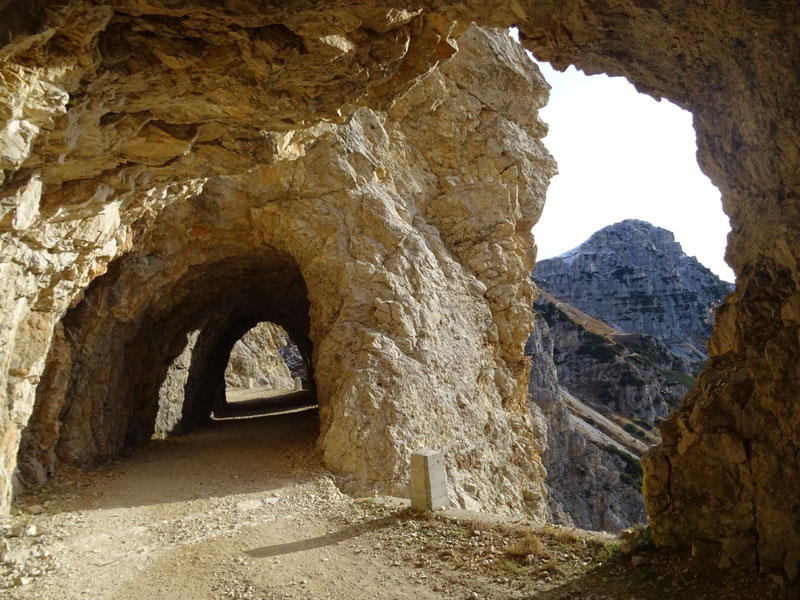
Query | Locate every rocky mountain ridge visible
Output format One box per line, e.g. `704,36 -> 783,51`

528,220 -> 731,530
532,219 -> 733,362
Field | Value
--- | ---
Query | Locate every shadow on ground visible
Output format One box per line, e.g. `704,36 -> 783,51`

35,401 -> 323,512
218,390 -> 316,418
246,515 -> 397,558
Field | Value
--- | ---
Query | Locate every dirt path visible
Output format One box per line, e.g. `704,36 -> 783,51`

2,409 -> 469,600
222,388 -> 316,417
1,407 -> 792,600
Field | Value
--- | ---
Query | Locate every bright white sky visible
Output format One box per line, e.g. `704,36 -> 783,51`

524,54 -> 735,282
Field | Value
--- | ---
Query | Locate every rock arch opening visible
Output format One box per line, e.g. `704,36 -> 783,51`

516,51 -> 736,532
530,58 -> 734,282
17,244 -> 314,488
216,321 -> 316,421
223,322 -> 309,394
1,0 -> 798,581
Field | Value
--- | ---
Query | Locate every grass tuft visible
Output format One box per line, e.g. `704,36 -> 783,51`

507,533 -> 548,559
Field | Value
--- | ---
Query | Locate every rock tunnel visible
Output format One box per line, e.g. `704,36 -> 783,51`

1,0 -> 799,581
19,232 -> 315,480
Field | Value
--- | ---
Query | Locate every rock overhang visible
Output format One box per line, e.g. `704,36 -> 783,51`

0,0 -> 798,580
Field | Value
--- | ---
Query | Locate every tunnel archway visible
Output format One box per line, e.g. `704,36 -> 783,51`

216,321 -> 316,420
1,0 -> 798,581
18,232 -> 314,485
9,26 -> 555,529
222,321 -> 309,394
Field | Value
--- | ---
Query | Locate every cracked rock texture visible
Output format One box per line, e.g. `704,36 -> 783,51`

2,18 -> 554,523
1,0 -> 800,579
224,322 -> 295,390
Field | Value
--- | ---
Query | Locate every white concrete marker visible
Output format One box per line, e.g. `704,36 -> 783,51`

410,449 -> 449,511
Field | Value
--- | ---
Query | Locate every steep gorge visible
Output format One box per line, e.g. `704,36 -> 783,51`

1,0 -> 799,581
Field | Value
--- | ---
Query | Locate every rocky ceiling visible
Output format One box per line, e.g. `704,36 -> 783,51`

1,0 -> 798,581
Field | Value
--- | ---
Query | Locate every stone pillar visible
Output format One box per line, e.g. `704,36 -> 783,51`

410,450 -> 449,511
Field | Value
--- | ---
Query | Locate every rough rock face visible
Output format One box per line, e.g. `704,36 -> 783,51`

1,0 -> 800,579
4,21 -> 554,521
533,294 -> 691,427
279,343 -> 308,381
224,322 -> 295,390
527,313 -> 647,531
533,220 -> 733,362
529,223 -> 729,532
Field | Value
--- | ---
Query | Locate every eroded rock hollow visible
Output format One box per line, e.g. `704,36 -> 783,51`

2,0 -> 799,581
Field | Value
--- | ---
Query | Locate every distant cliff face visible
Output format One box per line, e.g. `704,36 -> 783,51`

532,220 -> 733,362
527,311 -> 648,531
527,220 -> 730,531
533,294 -> 690,427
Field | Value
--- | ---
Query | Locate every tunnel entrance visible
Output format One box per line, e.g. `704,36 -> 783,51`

214,321 -> 317,420
223,322 -> 309,394
17,232 -> 317,490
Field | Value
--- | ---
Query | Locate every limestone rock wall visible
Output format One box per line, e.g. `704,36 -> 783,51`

279,343 -> 308,382
2,17 -> 554,522
0,0 -> 468,510
224,322 -> 295,390
1,0 -> 800,579
155,328 -> 201,438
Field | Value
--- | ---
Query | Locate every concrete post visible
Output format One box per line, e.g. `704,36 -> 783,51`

294,377 -> 303,391
410,449 -> 449,511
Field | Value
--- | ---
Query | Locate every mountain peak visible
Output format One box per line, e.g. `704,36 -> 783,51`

533,221 -> 733,361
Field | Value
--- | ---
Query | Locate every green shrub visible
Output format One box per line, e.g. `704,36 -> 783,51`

663,370 -> 695,388
602,444 -> 643,493
619,370 -> 645,388
576,332 -> 624,363
623,423 -> 647,438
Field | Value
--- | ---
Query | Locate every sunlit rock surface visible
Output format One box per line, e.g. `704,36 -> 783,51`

224,322 -> 295,390
4,20 -> 554,523
1,0 -> 800,579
